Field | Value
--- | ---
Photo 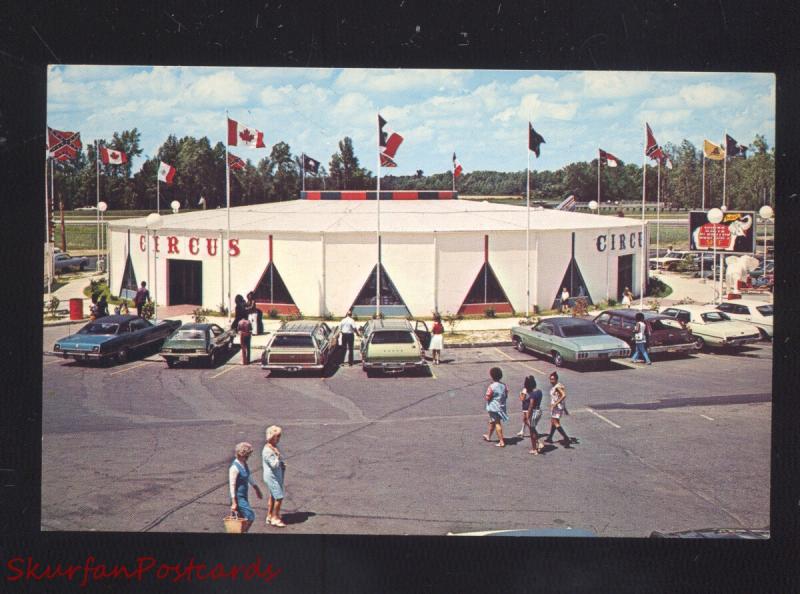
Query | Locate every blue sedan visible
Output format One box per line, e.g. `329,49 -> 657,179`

53,315 -> 182,364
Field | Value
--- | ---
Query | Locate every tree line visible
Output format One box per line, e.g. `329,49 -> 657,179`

51,130 -> 775,211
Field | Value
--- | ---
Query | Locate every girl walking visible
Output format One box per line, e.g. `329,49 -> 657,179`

545,372 -> 574,447
516,376 -> 544,454
482,367 -> 509,447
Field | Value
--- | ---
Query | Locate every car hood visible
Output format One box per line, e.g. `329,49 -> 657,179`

692,320 -> 759,336
56,333 -> 114,348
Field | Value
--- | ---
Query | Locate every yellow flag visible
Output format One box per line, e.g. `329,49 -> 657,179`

703,139 -> 725,160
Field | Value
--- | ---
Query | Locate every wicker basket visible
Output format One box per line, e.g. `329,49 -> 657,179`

223,511 -> 247,533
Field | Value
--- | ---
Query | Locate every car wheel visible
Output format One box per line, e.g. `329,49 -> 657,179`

552,351 -> 564,367
694,337 -> 705,351
757,328 -> 771,341
116,348 -> 129,364
79,262 -> 86,271
165,357 -> 176,368
513,336 -> 525,353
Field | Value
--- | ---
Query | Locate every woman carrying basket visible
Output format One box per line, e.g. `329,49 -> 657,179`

228,442 -> 263,533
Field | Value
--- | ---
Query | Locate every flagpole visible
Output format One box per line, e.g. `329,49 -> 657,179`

45,155 -> 51,295
722,130 -> 727,208
225,111 -> 231,321
453,154 -> 456,192
526,141 -> 531,319
597,149 -> 601,204
376,115 -> 381,318
656,159 -> 661,264
157,178 -> 160,215
96,140 -> 100,272
701,153 -> 706,282
302,153 -> 306,193
640,125 -> 646,310
50,158 -> 55,244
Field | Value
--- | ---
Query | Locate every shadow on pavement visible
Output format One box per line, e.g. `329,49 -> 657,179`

281,511 -> 316,525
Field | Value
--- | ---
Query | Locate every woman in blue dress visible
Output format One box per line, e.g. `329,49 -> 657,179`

263,425 -> 287,527
228,442 -> 263,532
482,367 -> 509,447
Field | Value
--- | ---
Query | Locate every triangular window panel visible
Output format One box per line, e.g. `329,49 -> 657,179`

119,254 -> 138,300
458,262 -> 513,315
351,264 -> 410,317
552,258 -> 593,309
252,262 -> 296,305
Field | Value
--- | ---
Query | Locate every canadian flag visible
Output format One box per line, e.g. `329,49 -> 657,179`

453,152 -> 463,178
158,161 -> 176,184
227,118 -> 265,148
99,146 -> 127,165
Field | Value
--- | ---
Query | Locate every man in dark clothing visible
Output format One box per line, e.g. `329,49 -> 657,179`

134,282 -> 150,317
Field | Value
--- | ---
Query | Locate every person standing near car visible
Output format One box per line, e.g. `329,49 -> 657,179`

134,281 -> 149,317
238,315 -> 253,365
621,287 -> 633,308
228,442 -> 263,533
545,372 -> 574,447
339,310 -> 360,366
263,425 -> 287,527
429,314 -> 445,365
482,367 -> 509,447
630,312 -> 652,365
245,291 -> 264,335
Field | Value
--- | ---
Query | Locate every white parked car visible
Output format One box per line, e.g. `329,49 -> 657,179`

659,304 -> 761,349
716,300 -> 773,339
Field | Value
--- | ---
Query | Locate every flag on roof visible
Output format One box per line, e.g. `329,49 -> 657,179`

725,134 -> 747,158
703,139 -> 725,160
47,127 -> 82,160
555,195 -> 576,211
157,161 -> 176,184
99,145 -> 127,165
303,154 -> 320,174
378,115 -> 403,166
227,152 -> 246,171
453,152 -> 463,178
645,123 -> 665,161
598,149 -> 621,167
227,117 -> 265,148
528,123 -> 545,157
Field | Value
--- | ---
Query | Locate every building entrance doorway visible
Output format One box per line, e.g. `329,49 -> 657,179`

168,260 -> 202,305
617,254 -> 633,300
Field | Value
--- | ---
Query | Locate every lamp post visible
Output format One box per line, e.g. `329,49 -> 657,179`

588,200 -> 599,213
170,200 -> 181,214
758,205 -> 773,275
146,212 -> 163,321
707,208 -> 723,303
98,201 -> 107,272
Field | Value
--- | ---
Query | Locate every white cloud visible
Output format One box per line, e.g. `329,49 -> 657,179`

639,109 -> 692,126
587,101 -> 628,119
510,74 -> 559,95
678,83 -> 730,108
577,71 -> 654,98
187,71 -> 250,106
334,68 -> 468,93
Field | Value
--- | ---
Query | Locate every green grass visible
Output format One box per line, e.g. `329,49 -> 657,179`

54,225 -> 101,251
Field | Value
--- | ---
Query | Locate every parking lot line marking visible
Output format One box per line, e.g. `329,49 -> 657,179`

584,406 -> 621,429
699,414 -> 715,421
109,362 -> 150,376
209,364 -> 239,379
492,347 -> 547,374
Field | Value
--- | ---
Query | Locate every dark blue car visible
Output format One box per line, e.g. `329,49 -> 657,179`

53,314 -> 182,364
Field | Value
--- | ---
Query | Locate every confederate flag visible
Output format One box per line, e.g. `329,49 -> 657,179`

48,127 -> 82,160
228,152 -> 246,171
227,118 -> 266,148
645,123 -> 665,161
453,153 -> 463,178
599,149 -> 621,167
303,154 -> 320,174
725,134 -> 748,158
157,161 -> 176,184
99,146 -> 128,165
378,115 -> 403,165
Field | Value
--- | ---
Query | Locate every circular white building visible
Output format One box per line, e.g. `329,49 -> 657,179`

107,193 -> 649,317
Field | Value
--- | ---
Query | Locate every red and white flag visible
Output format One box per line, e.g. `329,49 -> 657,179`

48,127 -> 82,160
99,146 -> 128,165
453,152 -> 463,178
157,161 -> 176,184
598,149 -> 621,167
378,114 -> 403,166
227,118 -> 265,148
228,152 -> 246,171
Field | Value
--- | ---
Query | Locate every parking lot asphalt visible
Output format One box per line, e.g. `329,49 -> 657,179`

41,324 -> 771,537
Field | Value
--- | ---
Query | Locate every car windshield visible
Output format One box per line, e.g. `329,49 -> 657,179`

272,335 -> 314,348
371,331 -> 415,344
78,322 -> 119,335
756,305 -> 773,317
174,330 -> 206,341
701,311 -> 730,323
560,324 -> 604,337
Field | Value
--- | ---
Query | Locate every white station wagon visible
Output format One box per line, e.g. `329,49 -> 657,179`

659,304 -> 761,349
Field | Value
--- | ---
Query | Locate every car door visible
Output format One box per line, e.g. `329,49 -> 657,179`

529,321 -> 553,354
209,324 -> 225,352
606,314 -> 627,343
414,320 -> 431,349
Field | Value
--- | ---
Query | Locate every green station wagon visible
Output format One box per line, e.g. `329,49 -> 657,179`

360,319 -> 431,375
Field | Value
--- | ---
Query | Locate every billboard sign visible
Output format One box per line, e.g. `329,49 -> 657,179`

688,210 -> 755,253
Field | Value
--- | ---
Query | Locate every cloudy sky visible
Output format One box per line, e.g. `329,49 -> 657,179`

47,66 -> 774,176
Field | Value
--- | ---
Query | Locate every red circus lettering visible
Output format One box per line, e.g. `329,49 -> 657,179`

139,235 -> 146,252
189,237 -> 199,255
228,239 -> 240,257
153,235 -> 160,252
167,236 -> 179,254
206,238 -> 218,256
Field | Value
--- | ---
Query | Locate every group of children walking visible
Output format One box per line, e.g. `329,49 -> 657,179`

483,367 -> 576,454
